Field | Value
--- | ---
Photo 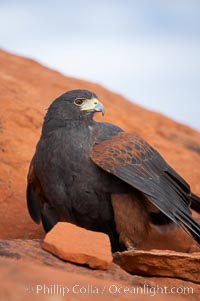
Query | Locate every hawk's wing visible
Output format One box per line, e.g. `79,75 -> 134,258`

26,158 -> 42,224
91,132 -> 200,243
27,158 -> 59,231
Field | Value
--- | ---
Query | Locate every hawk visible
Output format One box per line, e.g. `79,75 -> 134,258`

27,90 -> 200,251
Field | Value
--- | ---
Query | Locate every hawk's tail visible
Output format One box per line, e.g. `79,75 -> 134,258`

190,193 -> 200,213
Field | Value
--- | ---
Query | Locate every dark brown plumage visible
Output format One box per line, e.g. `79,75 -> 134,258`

27,89 -> 200,251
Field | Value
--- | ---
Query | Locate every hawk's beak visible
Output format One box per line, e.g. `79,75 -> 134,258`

80,98 -> 105,116
93,101 -> 105,116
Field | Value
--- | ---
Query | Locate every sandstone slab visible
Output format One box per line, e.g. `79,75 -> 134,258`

43,222 -> 112,269
113,249 -> 200,284
0,256 -> 188,301
1,239 -> 199,301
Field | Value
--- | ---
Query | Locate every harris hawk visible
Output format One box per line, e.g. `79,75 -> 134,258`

27,89 -> 200,252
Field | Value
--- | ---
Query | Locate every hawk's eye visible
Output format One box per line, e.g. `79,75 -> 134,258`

74,98 -> 85,106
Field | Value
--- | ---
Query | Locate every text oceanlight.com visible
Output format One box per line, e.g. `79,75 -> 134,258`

25,283 -> 194,296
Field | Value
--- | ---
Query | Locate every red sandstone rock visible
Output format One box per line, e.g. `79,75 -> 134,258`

113,249 -> 200,283
1,49 -> 200,253
43,222 -> 112,269
1,48 -> 200,301
0,49 -> 200,253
